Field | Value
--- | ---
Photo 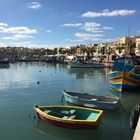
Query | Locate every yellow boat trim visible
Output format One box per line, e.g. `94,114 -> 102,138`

108,71 -> 117,74
108,71 -> 123,75
111,81 -> 122,84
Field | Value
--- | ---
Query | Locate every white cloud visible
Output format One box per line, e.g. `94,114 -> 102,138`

74,32 -> 115,43
2,36 -> 17,40
0,22 -> 8,27
65,38 -> 83,42
82,9 -> 136,18
0,22 -> 37,41
46,30 -> 52,33
27,2 -> 42,9
61,21 -> 114,33
82,22 -> 102,32
8,27 -> 37,34
0,26 -> 37,34
12,41 -> 30,46
2,34 -> 33,40
75,32 -> 103,41
61,23 -> 82,27
102,26 -> 114,30
104,38 -> 116,42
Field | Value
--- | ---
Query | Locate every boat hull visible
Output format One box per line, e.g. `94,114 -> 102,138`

36,112 -> 100,129
34,105 -> 103,129
107,71 -> 140,92
63,91 -> 120,110
68,62 -> 104,68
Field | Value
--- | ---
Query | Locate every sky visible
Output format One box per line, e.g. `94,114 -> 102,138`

0,0 -> 140,49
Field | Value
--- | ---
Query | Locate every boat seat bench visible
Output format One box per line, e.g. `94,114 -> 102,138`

86,112 -> 98,120
44,110 -> 51,113
62,110 -> 76,119
63,116 -> 69,119
63,115 -> 76,119
69,109 -> 76,114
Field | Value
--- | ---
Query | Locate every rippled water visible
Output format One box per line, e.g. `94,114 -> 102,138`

0,62 -> 139,140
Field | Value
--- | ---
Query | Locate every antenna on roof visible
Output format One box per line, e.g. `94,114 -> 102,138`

90,22 -> 93,47
128,24 -> 131,37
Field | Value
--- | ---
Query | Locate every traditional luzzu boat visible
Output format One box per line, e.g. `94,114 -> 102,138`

34,105 -> 103,129
62,90 -> 120,110
107,56 -> 140,92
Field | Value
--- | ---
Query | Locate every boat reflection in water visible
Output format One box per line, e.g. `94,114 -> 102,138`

35,120 -> 102,140
68,67 -> 107,79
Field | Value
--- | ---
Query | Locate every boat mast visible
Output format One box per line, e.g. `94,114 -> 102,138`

124,25 -> 131,71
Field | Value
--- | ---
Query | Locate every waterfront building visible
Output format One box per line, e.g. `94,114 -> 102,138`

116,36 -> 140,56
135,37 -> 140,56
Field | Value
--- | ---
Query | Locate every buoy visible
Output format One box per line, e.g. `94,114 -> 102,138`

39,70 -> 41,72
37,81 -> 40,84
130,104 -> 140,129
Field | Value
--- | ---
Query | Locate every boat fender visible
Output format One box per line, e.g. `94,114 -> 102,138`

130,104 -> 140,129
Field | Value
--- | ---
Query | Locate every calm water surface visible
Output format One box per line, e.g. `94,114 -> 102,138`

0,62 -> 139,140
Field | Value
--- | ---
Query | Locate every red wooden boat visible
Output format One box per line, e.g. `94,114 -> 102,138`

34,105 -> 103,129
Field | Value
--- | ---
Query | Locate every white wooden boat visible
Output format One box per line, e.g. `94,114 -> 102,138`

62,90 -> 121,110
68,60 -> 104,68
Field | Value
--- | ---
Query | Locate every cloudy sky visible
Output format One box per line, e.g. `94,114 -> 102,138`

0,0 -> 139,49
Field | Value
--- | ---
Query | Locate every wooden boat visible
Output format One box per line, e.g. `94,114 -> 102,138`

107,56 -> 140,92
68,60 -> 104,68
0,58 -> 10,68
62,90 -> 120,110
34,105 -> 103,129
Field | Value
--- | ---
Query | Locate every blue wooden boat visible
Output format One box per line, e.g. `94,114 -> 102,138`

34,105 -> 103,129
0,58 -> 9,68
107,56 -> 140,92
62,90 -> 120,110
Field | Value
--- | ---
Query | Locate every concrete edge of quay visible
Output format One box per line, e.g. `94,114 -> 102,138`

133,116 -> 140,140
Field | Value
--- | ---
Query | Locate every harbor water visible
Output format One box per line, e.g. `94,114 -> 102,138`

0,62 -> 139,140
